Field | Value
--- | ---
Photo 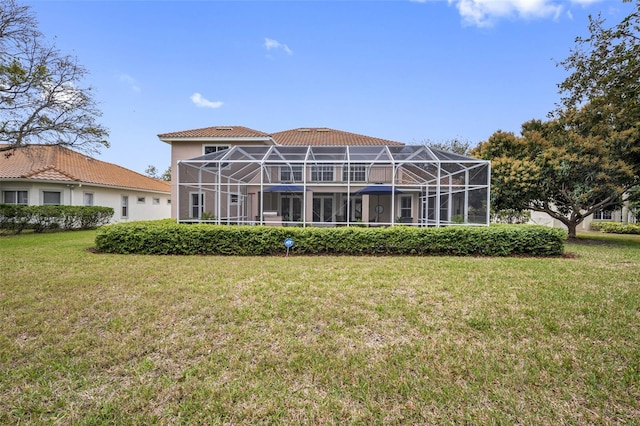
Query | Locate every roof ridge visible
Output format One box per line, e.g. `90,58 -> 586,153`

158,125 -> 271,138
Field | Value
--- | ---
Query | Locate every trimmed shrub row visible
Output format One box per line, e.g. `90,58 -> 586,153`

590,221 -> 640,234
0,204 -> 114,234
95,221 -> 567,256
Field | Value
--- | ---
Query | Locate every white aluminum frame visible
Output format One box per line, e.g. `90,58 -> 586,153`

176,145 -> 491,227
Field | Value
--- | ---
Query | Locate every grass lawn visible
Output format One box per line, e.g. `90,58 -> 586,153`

1,230 -> 639,424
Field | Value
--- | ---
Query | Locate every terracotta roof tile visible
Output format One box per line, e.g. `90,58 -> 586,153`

271,128 -> 404,146
0,145 -> 170,193
158,126 -> 270,139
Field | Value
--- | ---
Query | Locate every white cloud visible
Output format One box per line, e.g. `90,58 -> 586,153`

190,92 -> 223,109
42,82 -> 85,109
264,37 -> 293,56
442,0 -> 603,27
119,73 -> 141,93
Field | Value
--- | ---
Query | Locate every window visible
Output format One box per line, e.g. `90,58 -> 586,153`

3,190 -> 28,205
342,164 -> 367,182
137,196 -> 146,204
280,165 -> 303,182
83,192 -> 94,206
152,198 -> 160,205
204,145 -> 229,155
121,195 -> 129,218
230,194 -> 239,204
167,199 -> 171,205
204,145 -> 230,168
190,193 -> 205,218
399,195 -> 412,219
311,165 -> 334,182
42,191 -> 61,205
593,210 -> 612,220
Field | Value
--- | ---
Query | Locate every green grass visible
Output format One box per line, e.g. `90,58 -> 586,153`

1,230 -> 639,424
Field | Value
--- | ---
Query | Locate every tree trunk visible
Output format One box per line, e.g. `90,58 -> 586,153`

567,222 -> 578,239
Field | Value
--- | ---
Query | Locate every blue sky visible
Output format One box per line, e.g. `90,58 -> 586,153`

27,0 -> 634,174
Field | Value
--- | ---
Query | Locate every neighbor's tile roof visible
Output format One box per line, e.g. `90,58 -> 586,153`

271,128 -> 404,146
158,126 -> 270,139
0,145 -> 171,193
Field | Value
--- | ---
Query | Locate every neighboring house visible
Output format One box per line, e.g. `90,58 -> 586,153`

530,204 -> 636,231
158,126 -> 491,227
0,144 -> 171,222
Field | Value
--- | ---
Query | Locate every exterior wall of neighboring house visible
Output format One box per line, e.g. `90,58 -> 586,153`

529,206 -> 635,232
0,144 -> 172,223
0,180 -> 171,223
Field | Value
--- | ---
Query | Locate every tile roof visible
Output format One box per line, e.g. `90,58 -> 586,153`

270,128 -> 404,146
0,145 -> 171,193
158,125 -> 406,146
158,126 -> 270,139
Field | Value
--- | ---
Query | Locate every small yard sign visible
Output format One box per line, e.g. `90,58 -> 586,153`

284,237 -> 294,256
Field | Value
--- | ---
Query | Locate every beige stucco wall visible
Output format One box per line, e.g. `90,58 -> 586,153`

169,140 -> 271,218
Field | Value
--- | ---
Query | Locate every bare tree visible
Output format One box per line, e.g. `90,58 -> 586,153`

422,137 -> 473,156
0,0 -> 108,155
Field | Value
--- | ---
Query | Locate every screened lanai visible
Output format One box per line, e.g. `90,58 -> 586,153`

176,145 -> 491,227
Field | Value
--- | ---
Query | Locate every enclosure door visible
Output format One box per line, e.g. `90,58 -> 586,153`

190,193 -> 204,219
348,196 -> 362,221
280,195 -> 302,221
313,195 -> 333,222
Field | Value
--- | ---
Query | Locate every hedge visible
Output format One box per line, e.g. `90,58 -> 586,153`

0,204 -> 114,234
590,221 -> 640,235
95,221 -> 567,256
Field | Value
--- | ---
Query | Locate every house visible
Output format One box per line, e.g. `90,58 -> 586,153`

0,144 -> 171,222
530,205 -> 637,231
158,126 -> 491,227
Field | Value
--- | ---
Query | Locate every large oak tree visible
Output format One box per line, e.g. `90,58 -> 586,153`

472,106 -> 638,238
0,0 -> 108,154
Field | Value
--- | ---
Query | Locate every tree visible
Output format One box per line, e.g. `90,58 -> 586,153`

557,0 -> 640,172
424,137 -> 473,155
472,108 -> 638,238
0,0 -> 108,154
145,164 -> 171,181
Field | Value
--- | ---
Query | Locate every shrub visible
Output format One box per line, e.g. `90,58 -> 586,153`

590,221 -> 640,234
95,222 -> 566,256
492,209 -> 531,224
0,205 -> 114,234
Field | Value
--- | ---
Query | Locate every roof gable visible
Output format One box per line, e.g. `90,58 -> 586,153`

0,145 -> 170,193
